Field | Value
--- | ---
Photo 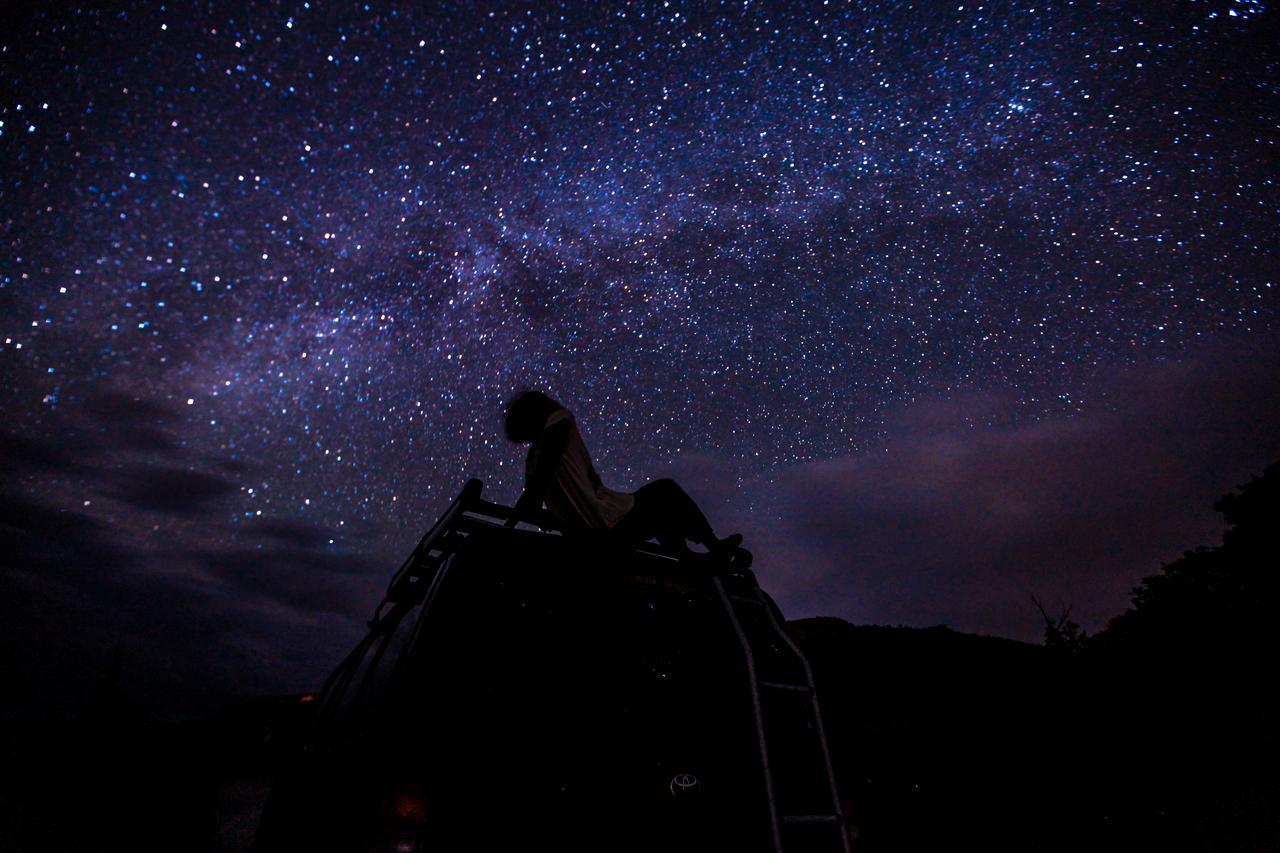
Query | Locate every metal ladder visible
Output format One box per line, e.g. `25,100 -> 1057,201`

713,569 -> 851,853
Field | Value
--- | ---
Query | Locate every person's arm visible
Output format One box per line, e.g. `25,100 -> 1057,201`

506,415 -> 572,527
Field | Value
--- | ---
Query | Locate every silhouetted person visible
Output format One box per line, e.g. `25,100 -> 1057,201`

504,390 -> 743,557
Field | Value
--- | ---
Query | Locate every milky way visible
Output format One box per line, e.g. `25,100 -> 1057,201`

2,1 -> 1278,713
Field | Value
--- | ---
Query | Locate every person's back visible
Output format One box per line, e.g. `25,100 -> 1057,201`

527,407 -> 634,530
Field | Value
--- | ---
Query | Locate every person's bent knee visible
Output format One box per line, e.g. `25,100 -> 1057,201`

650,478 -> 685,500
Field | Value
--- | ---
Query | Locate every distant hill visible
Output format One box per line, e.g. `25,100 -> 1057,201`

788,618 -> 1093,851
789,612 -> 1277,851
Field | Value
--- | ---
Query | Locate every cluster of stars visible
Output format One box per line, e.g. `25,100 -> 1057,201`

2,0 -> 1276,547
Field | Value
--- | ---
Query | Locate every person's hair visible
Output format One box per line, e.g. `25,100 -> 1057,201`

504,390 -> 564,443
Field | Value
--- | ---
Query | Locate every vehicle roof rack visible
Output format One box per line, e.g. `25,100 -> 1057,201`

369,478 -> 739,624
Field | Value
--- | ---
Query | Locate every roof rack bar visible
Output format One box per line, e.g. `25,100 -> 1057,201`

760,680 -> 813,693
374,478 -> 484,619
457,507 -> 696,565
468,497 -> 517,521
468,499 -> 564,532
375,477 -> 745,623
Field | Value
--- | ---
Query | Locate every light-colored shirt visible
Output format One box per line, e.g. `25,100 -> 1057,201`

528,408 -> 635,529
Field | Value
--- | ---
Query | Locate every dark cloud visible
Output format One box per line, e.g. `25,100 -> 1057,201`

77,390 -> 181,454
756,342 -> 1280,641
0,396 -> 380,718
245,515 -> 382,548
0,432 -> 80,474
199,546 -> 382,619
0,390 -> 183,484
0,490 -> 136,588
110,464 -> 242,516
249,518 -> 335,548
0,483 -> 376,718
79,390 -> 181,426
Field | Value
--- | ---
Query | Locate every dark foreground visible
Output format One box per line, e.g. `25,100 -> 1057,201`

2,616 -> 1275,852
5,463 -> 1277,851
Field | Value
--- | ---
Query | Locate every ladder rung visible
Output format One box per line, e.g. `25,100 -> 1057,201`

783,814 -> 842,825
728,595 -> 764,605
760,680 -> 812,693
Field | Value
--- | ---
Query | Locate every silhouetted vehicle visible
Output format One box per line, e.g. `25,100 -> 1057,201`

253,480 -> 847,853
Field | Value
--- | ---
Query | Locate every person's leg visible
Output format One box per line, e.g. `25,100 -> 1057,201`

614,479 -> 742,554
647,479 -> 715,545
669,479 -> 743,553
611,482 -> 662,545
645,479 -> 744,554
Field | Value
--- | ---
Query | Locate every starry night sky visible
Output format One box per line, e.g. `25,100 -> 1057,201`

2,0 -> 1278,717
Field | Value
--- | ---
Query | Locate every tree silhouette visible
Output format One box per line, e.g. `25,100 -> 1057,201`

1102,461 -> 1279,654
1091,461 -> 1280,850
1030,595 -> 1088,652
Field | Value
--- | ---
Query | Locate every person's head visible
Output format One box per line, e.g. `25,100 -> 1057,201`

504,390 -> 563,443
